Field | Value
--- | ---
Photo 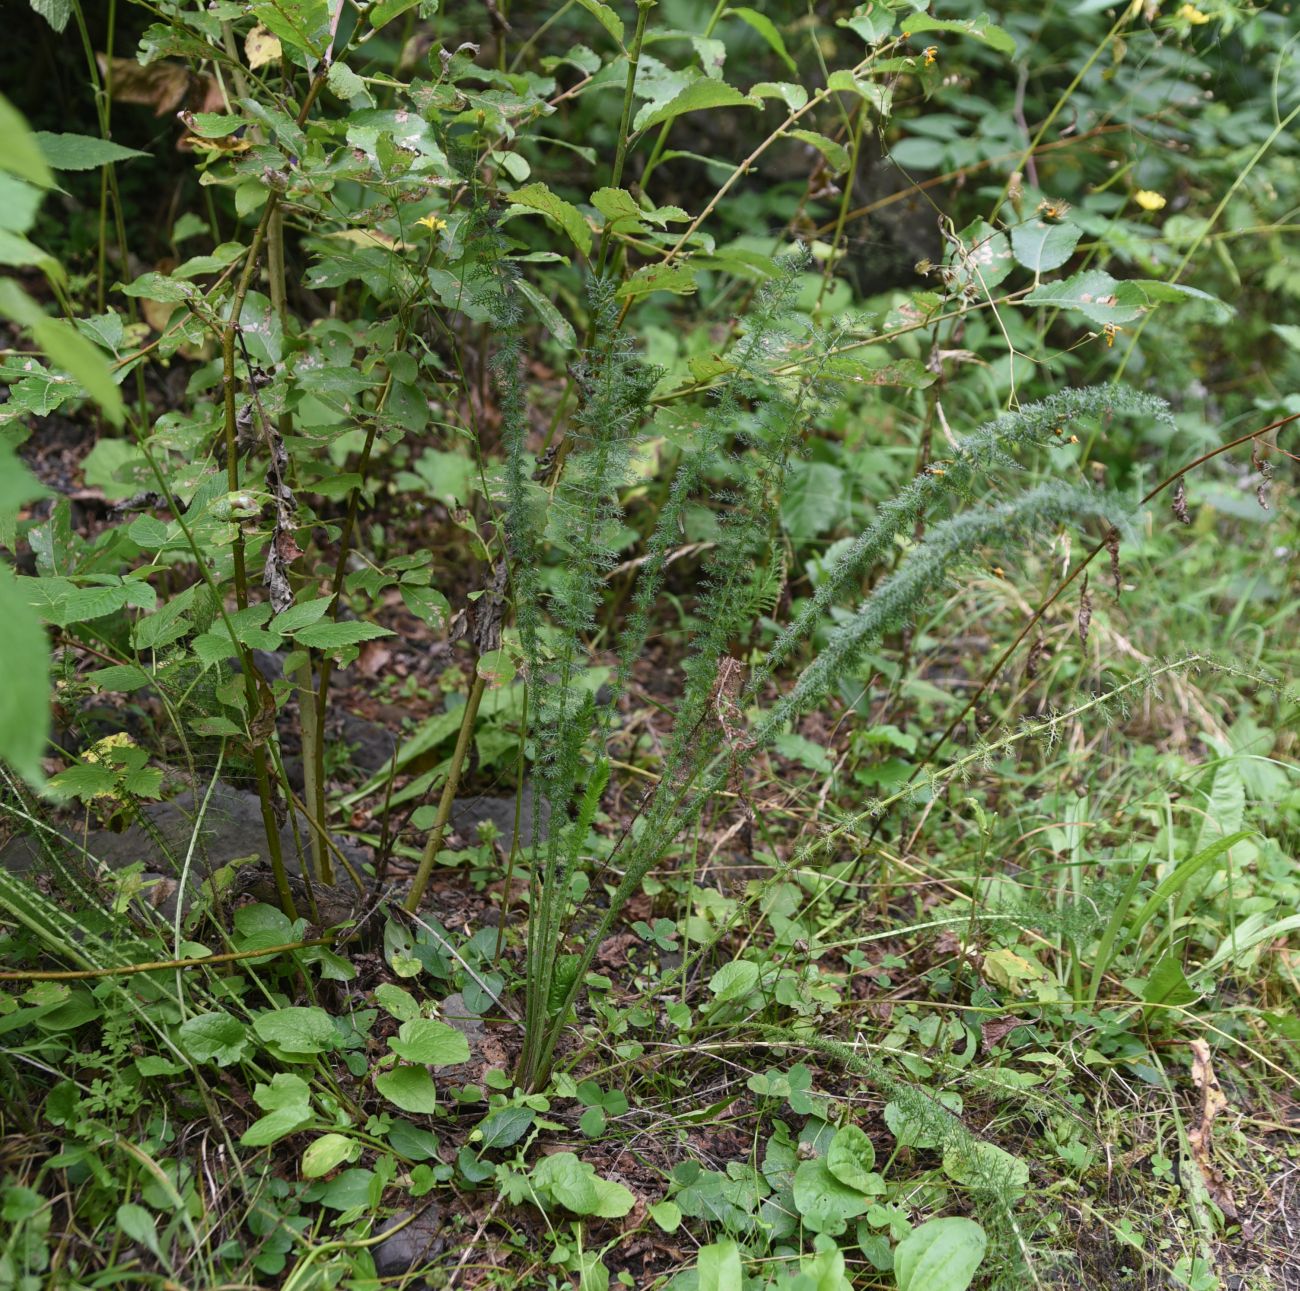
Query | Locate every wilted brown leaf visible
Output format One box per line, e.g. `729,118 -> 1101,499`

245,24 -> 282,69
1187,1038 -> 1238,1219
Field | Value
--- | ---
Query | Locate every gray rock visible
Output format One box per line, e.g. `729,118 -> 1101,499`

372,1205 -> 444,1278
0,782 -> 369,919
449,793 -> 549,846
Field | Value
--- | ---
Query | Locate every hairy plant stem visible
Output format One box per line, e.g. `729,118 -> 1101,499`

403,672 -> 488,911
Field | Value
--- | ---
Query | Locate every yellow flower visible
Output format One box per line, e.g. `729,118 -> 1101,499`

1177,3 -> 1211,22
1134,190 -> 1167,211
922,45 -> 938,66
415,214 -> 447,233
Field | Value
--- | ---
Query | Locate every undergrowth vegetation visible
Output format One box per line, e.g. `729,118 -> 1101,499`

1,0 -> 1298,1287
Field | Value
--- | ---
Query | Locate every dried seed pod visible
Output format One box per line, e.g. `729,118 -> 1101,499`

1077,572 -> 1093,648
1105,527 -> 1122,597
1026,629 -> 1048,679
1172,476 -> 1191,524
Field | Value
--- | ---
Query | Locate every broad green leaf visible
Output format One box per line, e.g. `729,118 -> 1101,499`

34,132 -> 148,171
900,12 -> 1016,55
0,443 -> 47,514
0,95 -> 54,187
633,81 -> 758,134
575,0 -> 624,46
895,1217 -> 987,1291
826,1122 -> 876,1192
651,1199 -> 682,1231
516,276 -> 576,349
616,263 -> 698,299
793,1158 -> 870,1234
302,1133 -> 359,1178
375,1064 -> 439,1114
726,8 -> 795,73
698,1239 -> 743,1291
368,0 -> 428,31
0,281 -> 124,426
116,1204 -> 161,1258
532,1152 -> 635,1218
1142,953 -> 1198,1010
1010,219 -> 1082,273
1023,270 -> 1142,326
941,1139 -> 1029,1194
30,0 -> 73,33
250,0 -> 331,59
788,129 -> 850,173
178,1011 -> 248,1066
507,182 -> 593,256
241,1073 -> 313,1147
478,1106 -> 535,1149
751,81 -> 808,111
708,959 -> 759,1003
387,1018 -> 471,1066
252,1006 -> 338,1056
274,597 -> 333,633
0,568 -> 50,786
290,620 -> 396,650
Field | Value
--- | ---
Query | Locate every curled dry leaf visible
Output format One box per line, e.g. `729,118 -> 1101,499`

1076,571 -> 1092,649
1187,1039 -> 1238,1219
1172,476 -> 1191,524
1105,527 -> 1121,597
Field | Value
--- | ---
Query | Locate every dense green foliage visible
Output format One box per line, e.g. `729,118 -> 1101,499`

0,0 -> 1297,1287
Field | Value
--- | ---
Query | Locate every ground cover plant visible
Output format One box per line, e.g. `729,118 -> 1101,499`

1,0 -> 1298,1287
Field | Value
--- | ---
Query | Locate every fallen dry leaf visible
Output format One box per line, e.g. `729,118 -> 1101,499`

1187,1038 -> 1238,1219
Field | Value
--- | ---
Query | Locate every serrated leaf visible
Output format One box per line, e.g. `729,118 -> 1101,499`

575,0 -> 623,46
633,80 -> 758,133
30,0 -> 73,33
368,0 -> 425,31
178,1011 -> 249,1066
1010,219 -> 1081,273
273,597 -> 333,633
0,280 -> 124,425
708,959 -> 759,1003
1023,269 -> 1142,326
901,12 -> 1016,55
34,132 -> 148,171
507,182 -> 592,256
616,263 -> 698,299
290,620 -> 395,649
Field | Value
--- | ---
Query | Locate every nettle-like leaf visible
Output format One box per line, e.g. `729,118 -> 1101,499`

178,1011 -> 249,1067
530,1151 -> 635,1218
708,959 -> 760,1004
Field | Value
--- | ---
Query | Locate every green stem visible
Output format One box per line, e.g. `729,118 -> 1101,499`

404,672 -> 488,912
